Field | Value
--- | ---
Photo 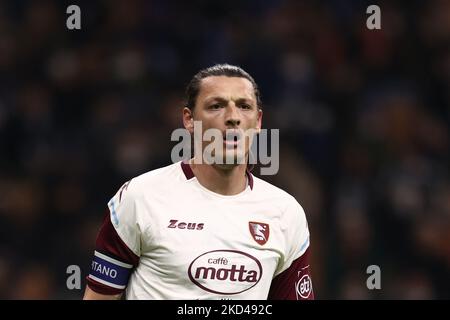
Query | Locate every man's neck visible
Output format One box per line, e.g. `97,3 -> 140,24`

189,159 -> 247,196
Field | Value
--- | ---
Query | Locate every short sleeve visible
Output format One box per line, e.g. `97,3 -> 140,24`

268,198 -> 313,300
106,180 -> 141,256
86,180 -> 141,295
277,198 -> 310,276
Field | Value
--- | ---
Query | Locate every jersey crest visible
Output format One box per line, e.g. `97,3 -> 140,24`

248,222 -> 270,245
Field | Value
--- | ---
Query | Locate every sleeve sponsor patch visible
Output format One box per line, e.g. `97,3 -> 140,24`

295,265 -> 313,300
88,251 -> 133,289
268,247 -> 314,300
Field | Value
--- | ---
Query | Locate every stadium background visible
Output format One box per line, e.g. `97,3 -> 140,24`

0,0 -> 449,299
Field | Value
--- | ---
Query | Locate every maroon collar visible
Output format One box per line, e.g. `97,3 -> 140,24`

180,160 -> 195,180
246,168 -> 254,190
180,161 -> 254,190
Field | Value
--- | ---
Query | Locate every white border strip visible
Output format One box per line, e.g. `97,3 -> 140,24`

94,251 -> 133,268
88,274 -> 126,289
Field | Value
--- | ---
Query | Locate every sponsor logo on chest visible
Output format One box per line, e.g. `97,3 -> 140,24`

188,249 -> 262,295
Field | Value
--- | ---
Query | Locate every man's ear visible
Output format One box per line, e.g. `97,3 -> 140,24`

256,108 -> 263,134
183,107 -> 194,134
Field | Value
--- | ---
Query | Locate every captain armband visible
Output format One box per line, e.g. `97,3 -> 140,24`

88,251 -> 134,289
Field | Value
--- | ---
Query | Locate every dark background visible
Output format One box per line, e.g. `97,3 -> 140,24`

0,0 -> 449,299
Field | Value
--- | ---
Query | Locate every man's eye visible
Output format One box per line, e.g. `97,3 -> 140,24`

240,104 -> 252,109
209,104 -> 221,109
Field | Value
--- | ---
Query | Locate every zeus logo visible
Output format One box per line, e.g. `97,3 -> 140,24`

167,219 -> 204,230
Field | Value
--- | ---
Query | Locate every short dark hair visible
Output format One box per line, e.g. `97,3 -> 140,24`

185,64 -> 262,110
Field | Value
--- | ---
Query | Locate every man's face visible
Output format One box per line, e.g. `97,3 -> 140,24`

183,76 -> 262,165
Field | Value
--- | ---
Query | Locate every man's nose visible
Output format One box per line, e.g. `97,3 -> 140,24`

224,104 -> 241,127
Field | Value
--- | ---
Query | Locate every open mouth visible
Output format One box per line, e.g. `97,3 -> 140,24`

223,130 -> 242,148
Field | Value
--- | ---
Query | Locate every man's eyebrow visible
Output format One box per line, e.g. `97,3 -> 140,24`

234,98 -> 255,105
204,96 -> 228,104
204,97 -> 255,105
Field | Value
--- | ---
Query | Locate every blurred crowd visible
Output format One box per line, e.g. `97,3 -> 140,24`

0,0 -> 449,299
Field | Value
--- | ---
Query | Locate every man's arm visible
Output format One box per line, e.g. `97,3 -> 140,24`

268,199 -> 314,300
84,215 -> 140,299
268,247 -> 314,300
84,198 -> 140,299
83,286 -> 122,300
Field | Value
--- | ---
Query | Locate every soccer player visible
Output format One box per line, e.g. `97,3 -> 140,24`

83,64 -> 314,300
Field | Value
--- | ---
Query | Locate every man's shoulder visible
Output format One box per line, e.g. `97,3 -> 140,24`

252,176 -> 308,230
252,175 -> 297,206
119,162 -> 183,197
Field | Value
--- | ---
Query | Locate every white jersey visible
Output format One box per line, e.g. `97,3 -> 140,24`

88,161 -> 312,300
